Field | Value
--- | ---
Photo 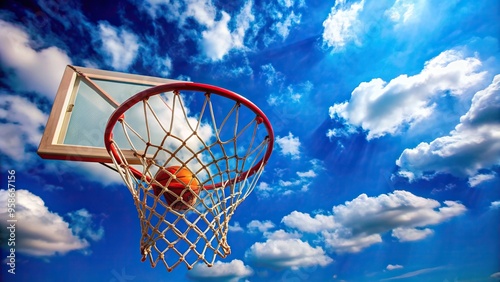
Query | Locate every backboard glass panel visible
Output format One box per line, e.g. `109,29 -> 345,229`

38,65 -> 186,163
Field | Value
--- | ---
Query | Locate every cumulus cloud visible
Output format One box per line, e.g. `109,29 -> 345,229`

261,0 -> 305,45
245,239 -> 333,270
267,81 -> 313,106
66,209 -> 104,242
322,229 -> 382,253
256,159 -> 322,198
188,259 -> 253,282
157,55 -> 173,77
0,189 -> 102,256
261,63 -> 283,86
95,22 -> 139,70
331,191 -> 466,234
275,132 -> 301,159
247,220 -> 275,233
201,12 -> 233,60
329,50 -> 487,140
198,0 -> 256,60
385,0 -> 415,25
391,227 -> 434,242
0,20 -> 71,99
232,0 -> 254,49
228,222 -> 244,232
387,264 -> 404,270
0,95 -> 47,162
397,74 -> 500,181
282,211 -> 336,233
143,0 -> 255,61
468,173 -> 496,187
264,229 -> 302,240
490,201 -> 500,210
296,169 -> 317,178
283,191 -> 466,253
322,0 -> 365,51
255,181 -> 273,198
272,11 -> 301,40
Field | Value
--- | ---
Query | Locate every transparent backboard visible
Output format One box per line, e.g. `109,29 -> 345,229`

38,65 -> 184,163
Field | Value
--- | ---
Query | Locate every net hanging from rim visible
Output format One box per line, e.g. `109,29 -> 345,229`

104,83 -> 274,271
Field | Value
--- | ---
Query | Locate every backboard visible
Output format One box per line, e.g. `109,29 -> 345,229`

38,65 -> 184,163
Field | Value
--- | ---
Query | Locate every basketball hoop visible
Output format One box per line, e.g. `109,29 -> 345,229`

104,82 -> 273,271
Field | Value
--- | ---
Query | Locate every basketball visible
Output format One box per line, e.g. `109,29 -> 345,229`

153,166 -> 201,210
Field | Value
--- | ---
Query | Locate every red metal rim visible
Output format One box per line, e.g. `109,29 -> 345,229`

104,82 -> 274,189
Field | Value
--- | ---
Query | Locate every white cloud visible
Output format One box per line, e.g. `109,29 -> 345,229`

391,227 -> 434,242
261,63 -> 281,86
282,211 -> 336,233
66,209 -> 104,241
267,81 -> 313,106
262,0 -> 304,45
0,20 -> 71,99
0,95 -> 47,162
143,0 -> 305,59
332,191 -> 466,234
160,55 -> 173,77
279,179 -> 301,187
273,11 -> 301,39
387,264 -> 404,271
326,123 -> 358,139
201,12 -> 233,60
260,64 -> 278,86
256,159 -> 322,198
185,0 -> 217,27
264,229 -> 302,240
142,0 -> 183,21
233,0 -> 255,49
228,222 -> 244,232
385,0 -> 415,25
245,239 -> 333,270
278,0 -> 304,8
145,0 -> 255,61
296,169 -> 317,178
490,201 -> 500,210
256,181 -> 273,198
329,50 -> 487,139
95,22 -> 139,70
247,220 -> 275,233
141,1 -> 305,59
283,191 -> 466,254
275,132 -> 301,159
188,259 -> 253,282
468,173 -> 496,187
382,266 -> 446,280
322,0 -> 365,51
0,189 -> 99,256
198,0 -> 256,60
397,74 -> 500,180
322,230 -> 382,253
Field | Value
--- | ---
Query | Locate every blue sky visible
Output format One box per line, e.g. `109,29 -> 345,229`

0,0 -> 499,281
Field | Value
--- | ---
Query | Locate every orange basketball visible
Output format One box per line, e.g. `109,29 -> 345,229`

153,166 -> 200,210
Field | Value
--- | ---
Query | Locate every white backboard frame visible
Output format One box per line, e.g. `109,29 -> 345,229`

38,65 -> 185,163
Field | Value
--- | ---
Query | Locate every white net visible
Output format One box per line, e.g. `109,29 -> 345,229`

107,86 -> 272,271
